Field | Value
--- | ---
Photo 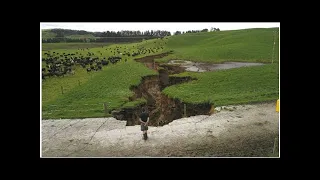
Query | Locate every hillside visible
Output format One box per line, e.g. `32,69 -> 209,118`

42,29 -> 57,39
158,27 -> 279,63
159,28 -> 279,106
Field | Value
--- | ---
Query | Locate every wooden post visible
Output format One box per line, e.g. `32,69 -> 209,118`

272,30 -> 276,64
209,104 -> 214,115
184,104 -> 186,117
61,86 -> 64,94
104,103 -> 108,116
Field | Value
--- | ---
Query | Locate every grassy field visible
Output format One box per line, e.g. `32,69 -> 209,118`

163,63 -> 279,106
157,28 -> 279,63
42,61 -> 157,119
42,39 -> 165,119
158,27 -> 280,106
41,27 -> 279,119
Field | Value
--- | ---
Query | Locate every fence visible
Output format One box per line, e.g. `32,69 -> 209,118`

42,89 -> 279,119
42,102 -> 111,116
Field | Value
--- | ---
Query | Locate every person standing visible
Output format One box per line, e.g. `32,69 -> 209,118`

139,107 -> 149,140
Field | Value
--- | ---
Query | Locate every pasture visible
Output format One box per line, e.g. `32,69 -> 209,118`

41,27 -> 279,119
163,63 -> 279,106
42,38 -> 167,119
156,28 -> 279,63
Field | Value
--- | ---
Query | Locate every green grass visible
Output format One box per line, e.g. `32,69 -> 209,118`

42,60 -> 157,119
157,28 -> 279,107
42,65 -> 102,104
42,43 -> 114,51
122,98 -> 147,108
157,28 -> 279,64
41,38 -> 166,119
163,63 -> 279,106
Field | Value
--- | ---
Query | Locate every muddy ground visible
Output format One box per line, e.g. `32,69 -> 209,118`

41,102 -> 279,157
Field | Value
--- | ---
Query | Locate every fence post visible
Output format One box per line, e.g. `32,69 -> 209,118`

209,104 -> 215,115
104,102 -> 108,116
184,104 -> 186,117
272,30 -> 276,64
61,86 -> 64,94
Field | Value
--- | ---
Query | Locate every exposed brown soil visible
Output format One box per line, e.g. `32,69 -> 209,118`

113,74 -> 207,127
112,53 -> 211,127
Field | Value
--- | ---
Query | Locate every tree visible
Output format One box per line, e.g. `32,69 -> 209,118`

210,27 -> 220,32
201,29 -> 208,32
174,31 -> 182,35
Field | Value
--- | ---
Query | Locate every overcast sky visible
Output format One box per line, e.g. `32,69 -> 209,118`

40,22 -> 279,34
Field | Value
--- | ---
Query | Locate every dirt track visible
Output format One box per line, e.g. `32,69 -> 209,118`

41,102 -> 279,157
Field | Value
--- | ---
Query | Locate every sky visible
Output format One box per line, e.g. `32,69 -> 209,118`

40,22 -> 279,34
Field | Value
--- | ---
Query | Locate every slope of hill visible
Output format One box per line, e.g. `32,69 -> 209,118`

159,27 -> 279,106
42,29 -> 57,39
158,27 -> 279,63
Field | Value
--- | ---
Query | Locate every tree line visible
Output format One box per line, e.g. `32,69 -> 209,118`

50,29 -> 171,37
42,27 -> 220,43
42,36 -> 161,43
173,27 -> 220,35
42,29 -> 171,43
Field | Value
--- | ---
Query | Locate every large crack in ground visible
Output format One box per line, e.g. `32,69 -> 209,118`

112,52 -> 212,127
